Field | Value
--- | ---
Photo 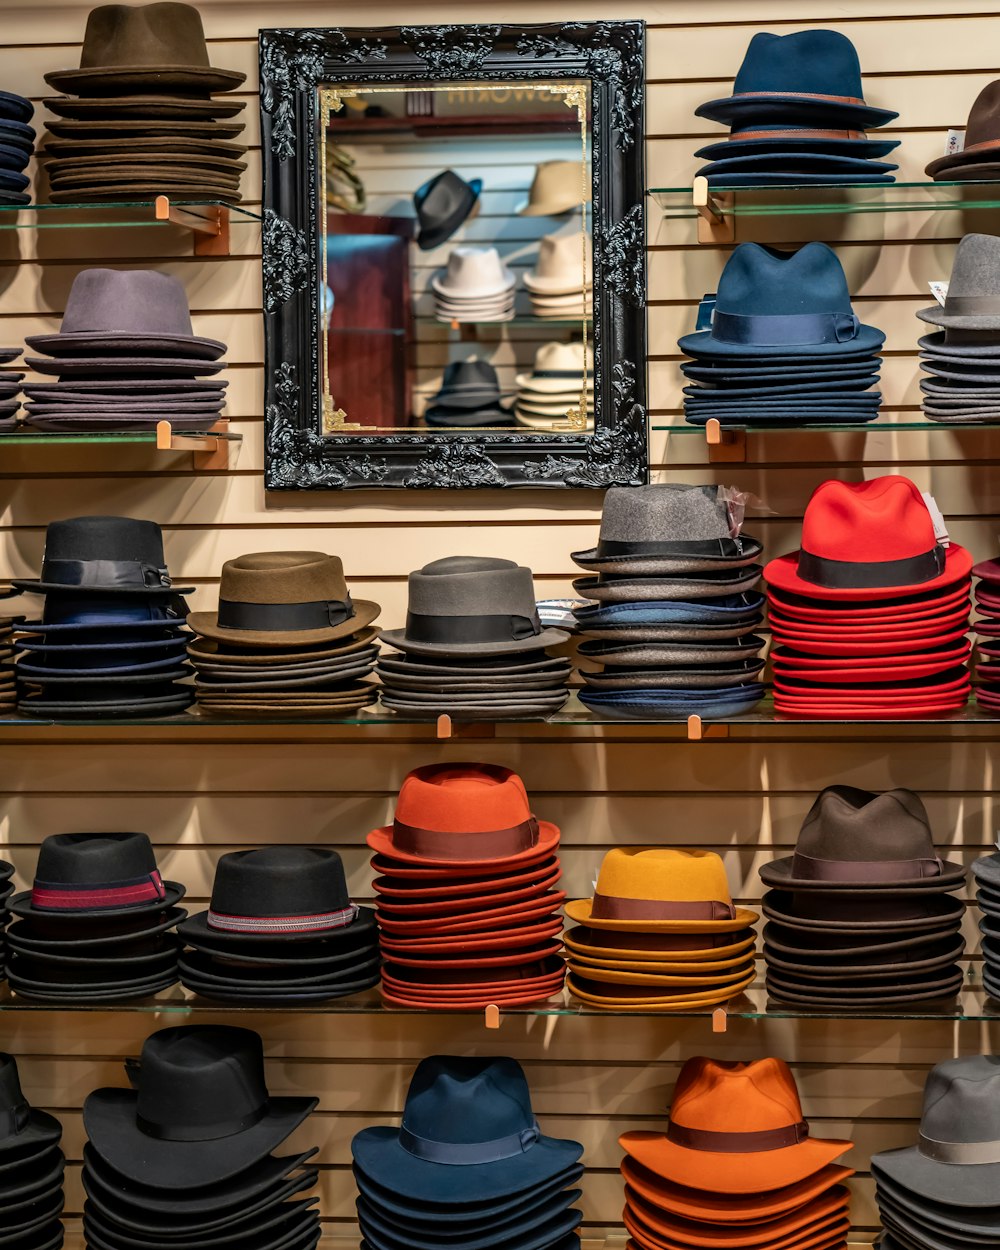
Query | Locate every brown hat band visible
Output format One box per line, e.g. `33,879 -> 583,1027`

734,91 -> 867,105
216,596 -> 354,632
729,127 -> 867,141
666,1119 -> 810,1153
789,852 -> 942,882
392,816 -> 539,860
590,894 -> 736,922
918,1132 -> 1000,1164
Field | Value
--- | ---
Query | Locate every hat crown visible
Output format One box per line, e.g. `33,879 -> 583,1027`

732,29 -> 865,99
796,785 -> 939,864
0,1055 -> 26,1119
130,1026 -> 269,1141
962,82 -> 1000,148
670,1057 -> 807,1136
594,848 -> 735,906
534,233 -> 592,279
393,763 -> 533,835
439,359 -> 500,394
440,247 -> 509,292
798,476 -> 939,567
41,515 -> 168,569
523,160 -> 589,209
597,485 -> 734,545
60,269 -> 194,338
942,233 -> 1000,303
530,341 -> 593,374
209,846 -> 351,919
715,242 -> 853,320
415,170 -> 476,223
406,557 -> 539,620
400,1056 -> 536,1149
217,551 -> 349,606
919,1056 -> 1000,1149
34,831 -> 160,886
79,3 -> 212,69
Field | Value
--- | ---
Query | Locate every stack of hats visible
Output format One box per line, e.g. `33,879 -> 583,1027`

12,515 -> 195,720
41,2 -> 247,204
177,847 -> 380,1003
422,360 -> 514,430
185,551 -> 379,719
916,234 -> 1000,424
376,557 -> 571,720
679,242 -> 884,427
972,548 -> 1000,710
764,476 -> 974,718
572,485 -> 767,720
82,1026 -> 320,1250
972,851 -> 1000,998
514,342 -> 594,431
871,1056 -> 1000,1250
352,1055 -> 584,1250
0,858 -> 12,973
433,247 -> 515,323
693,29 -> 898,186
518,160 -> 590,218
564,848 -> 759,1012
0,1054 -> 66,1250
926,80 -> 1000,181
22,268 -> 228,433
0,611 -> 17,716
367,764 -> 566,1009
5,832 -> 186,1003
414,170 -> 481,251
760,785 -> 967,1008
619,1057 -> 854,1250
0,347 -> 24,431
0,90 -> 34,206
523,234 -> 592,320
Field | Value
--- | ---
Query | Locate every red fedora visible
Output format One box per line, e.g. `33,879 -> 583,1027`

381,940 -> 564,970
369,852 -> 556,880
765,477 -> 971,602
768,627 -> 971,657
378,917 -> 564,953
372,859 -> 560,898
375,893 -> 566,934
768,583 -> 971,622
373,872 -> 562,913
768,606 -> 971,635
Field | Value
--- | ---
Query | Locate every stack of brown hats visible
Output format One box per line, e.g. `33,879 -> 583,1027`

41,2 -> 247,204
186,552 -> 380,718
564,848 -> 758,1012
619,1057 -> 854,1250
0,1054 -> 66,1250
0,347 -> 24,430
760,785 -> 967,1008
368,764 -> 567,1009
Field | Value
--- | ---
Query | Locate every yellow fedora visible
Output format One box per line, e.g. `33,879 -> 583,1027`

568,962 -> 756,989
563,925 -> 757,963
566,972 -> 755,1010
567,949 -> 756,975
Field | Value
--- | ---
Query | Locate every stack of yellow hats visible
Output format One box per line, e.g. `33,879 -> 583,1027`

563,849 -> 758,1011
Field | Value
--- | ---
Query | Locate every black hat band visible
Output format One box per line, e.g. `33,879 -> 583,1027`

595,538 -> 747,560
796,546 -> 945,589
216,596 -> 355,632
712,310 -> 860,347
789,852 -> 943,882
405,610 -> 542,646
126,1058 -> 270,1142
40,558 -> 172,590
398,1120 -> 540,1164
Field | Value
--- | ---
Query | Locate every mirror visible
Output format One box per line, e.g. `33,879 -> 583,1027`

260,22 -> 647,490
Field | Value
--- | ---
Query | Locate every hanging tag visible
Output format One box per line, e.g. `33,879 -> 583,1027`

928,281 -> 949,307
695,294 -> 717,331
945,129 -> 965,156
922,492 -> 950,546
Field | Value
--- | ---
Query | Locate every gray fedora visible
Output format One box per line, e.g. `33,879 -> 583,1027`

380,557 -> 568,656
572,485 -> 762,574
573,566 -> 763,603
917,235 -> 1000,331
578,637 -> 764,666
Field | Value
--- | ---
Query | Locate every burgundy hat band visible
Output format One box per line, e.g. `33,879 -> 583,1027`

590,894 -> 736,922
790,851 -> 942,882
32,869 -> 166,912
734,90 -> 866,105
666,1118 -> 810,1153
392,816 -> 540,861
797,545 -> 945,590
207,903 -> 359,935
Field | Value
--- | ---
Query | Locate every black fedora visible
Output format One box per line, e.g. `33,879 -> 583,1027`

0,1055 -> 63,1158
84,1025 -> 317,1187
414,171 -> 481,251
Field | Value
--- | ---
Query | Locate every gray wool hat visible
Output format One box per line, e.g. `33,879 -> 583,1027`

578,636 -> 764,667
572,484 -> 762,574
380,557 -> 568,656
917,235 -> 1000,331
580,659 -> 765,689
573,566 -> 763,603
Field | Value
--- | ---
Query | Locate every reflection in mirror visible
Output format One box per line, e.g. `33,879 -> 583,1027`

318,80 -> 592,436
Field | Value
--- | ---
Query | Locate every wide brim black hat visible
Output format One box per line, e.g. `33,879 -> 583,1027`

763,936 -> 964,978
8,880 -> 185,921
872,1147 -> 1000,1209
177,904 -> 376,948
765,974 -> 963,1008
82,1192 -> 319,1246
0,1108 -> 62,1159
759,855 -> 967,891
875,1169 -> 1000,1233
417,178 -> 482,251
13,578 -> 195,598
6,908 -> 187,950
179,954 -> 380,993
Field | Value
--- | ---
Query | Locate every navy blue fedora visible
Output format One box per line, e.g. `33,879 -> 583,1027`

695,127 -> 900,162
697,152 -> 898,177
573,592 -> 765,627
19,595 -> 189,635
695,30 -> 898,130
678,243 -> 884,360
699,171 -> 896,187
0,92 -> 33,126
577,685 -> 765,718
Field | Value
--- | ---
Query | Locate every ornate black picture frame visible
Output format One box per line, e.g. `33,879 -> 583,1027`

259,21 -> 648,490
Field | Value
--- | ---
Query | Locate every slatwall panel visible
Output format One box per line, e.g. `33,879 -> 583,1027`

4,2 -> 1000,1246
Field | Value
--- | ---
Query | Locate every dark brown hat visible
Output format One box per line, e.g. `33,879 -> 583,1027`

927,81 -> 1000,179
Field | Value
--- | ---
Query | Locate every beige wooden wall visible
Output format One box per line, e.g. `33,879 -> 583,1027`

4,0 -> 1000,1244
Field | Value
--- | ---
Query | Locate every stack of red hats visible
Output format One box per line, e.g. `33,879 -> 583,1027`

764,476 -> 973,717
366,763 -> 567,1009
972,552 -> 1000,710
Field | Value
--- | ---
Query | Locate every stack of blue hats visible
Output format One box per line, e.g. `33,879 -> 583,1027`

351,1055 -> 584,1250
692,29 -> 898,187
0,90 -> 34,206
680,242 -> 884,428
12,515 -> 195,719
572,485 -> 767,720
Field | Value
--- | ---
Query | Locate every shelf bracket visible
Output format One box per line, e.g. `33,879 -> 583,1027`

485,1003 -> 501,1029
712,1007 -> 728,1033
693,176 -> 735,245
436,714 -> 497,740
154,195 -> 231,256
687,714 -> 730,742
155,419 -> 232,470
705,418 -> 746,463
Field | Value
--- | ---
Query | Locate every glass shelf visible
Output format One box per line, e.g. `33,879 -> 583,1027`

0,200 -> 261,229
651,419 -> 1000,433
0,429 -> 242,445
649,179 -> 1000,220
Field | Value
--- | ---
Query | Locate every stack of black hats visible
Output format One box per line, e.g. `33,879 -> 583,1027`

692,29 -> 898,186
0,858 -> 13,975
352,1055 -> 583,1250
679,242 -> 884,428
971,851 -> 1000,999
0,611 -> 16,716
5,832 -> 186,1003
0,90 -> 34,206
760,786 -> 967,1009
422,361 -> 514,430
177,847 -> 380,1003
0,1053 -> 66,1250
12,515 -> 195,720
0,347 -> 24,431
82,1026 -> 321,1250
377,557 -> 572,720
41,2 -> 246,204
572,485 -> 767,720
22,268 -> 228,433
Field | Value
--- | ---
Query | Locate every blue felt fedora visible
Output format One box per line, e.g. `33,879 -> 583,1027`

695,30 -> 898,130
700,171 -> 896,187
678,243 -> 884,360
577,685 -> 765,718
573,592 -> 765,626
683,379 -> 880,397
357,1196 -> 582,1250
19,594 -> 190,635
0,92 -> 33,126
697,153 -> 898,177
682,362 -> 881,381
695,127 -> 900,162
351,1056 -> 582,1204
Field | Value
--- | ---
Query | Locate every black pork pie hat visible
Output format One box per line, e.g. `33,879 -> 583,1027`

83,1025 -> 317,1188
0,1055 -> 63,1159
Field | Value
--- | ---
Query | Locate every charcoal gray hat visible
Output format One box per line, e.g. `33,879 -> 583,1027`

572,485 -> 762,574
917,234 -> 1000,331
380,557 -> 569,656
872,1056 -> 1000,1206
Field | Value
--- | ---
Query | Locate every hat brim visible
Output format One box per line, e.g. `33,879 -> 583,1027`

379,626 -> 567,658
187,602 -> 379,647
366,820 -> 559,869
8,880 -> 185,921
563,897 -> 757,933
874,1168 -> 1000,1230
917,304 -> 1000,331
568,948 -> 754,974
44,66 -> 247,93
566,971 -> 753,1008
764,543 -> 972,601
694,95 -> 898,129
564,926 -> 755,962
573,569 -> 763,603
0,1109 -> 62,1158
567,958 -> 755,988
570,537 -> 763,575
762,890 -> 964,932
679,323 -> 885,360
379,918 -> 563,955
759,855 -> 967,891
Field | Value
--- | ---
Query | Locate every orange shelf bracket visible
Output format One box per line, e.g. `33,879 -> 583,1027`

705,419 -> 747,463
485,1004 -> 501,1029
154,195 -> 231,256
155,419 -> 233,470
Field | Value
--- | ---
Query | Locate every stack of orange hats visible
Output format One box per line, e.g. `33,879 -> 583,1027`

619,1057 -> 854,1250
563,849 -> 758,1011
366,763 -> 567,1009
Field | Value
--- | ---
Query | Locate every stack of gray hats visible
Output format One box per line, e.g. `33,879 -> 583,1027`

0,347 -> 24,430
918,234 -> 1000,424
971,851 -> 1000,999
571,485 -> 767,719
376,557 -> 572,720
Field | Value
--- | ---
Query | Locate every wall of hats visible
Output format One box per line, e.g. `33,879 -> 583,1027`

3,3 -> 1000,1250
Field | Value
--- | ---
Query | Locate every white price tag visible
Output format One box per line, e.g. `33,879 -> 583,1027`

922,492 -> 950,546
928,281 -> 949,307
945,128 -> 965,155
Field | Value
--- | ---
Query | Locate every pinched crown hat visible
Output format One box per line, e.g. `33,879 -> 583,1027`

431,247 -> 515,300
760,785 -> 966,891
517,160 -> 591,217
619,1056 -> 852,1192
367,763 -> 560,867
523,233 -> 592,295
0,1054 -> 63,1156
916,235 -> 1000,331
414,170 -> 481,252
927,83 -> 1000,178
764,476 -> 972,601
565,848 -> 758,933
515,341 -> 594,395
572,484 -> 763,575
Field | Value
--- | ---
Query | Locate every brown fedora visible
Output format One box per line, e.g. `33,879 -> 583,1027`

45,3 -> 246,95
927,81 -> 1000,179
187,552 -> 380,647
